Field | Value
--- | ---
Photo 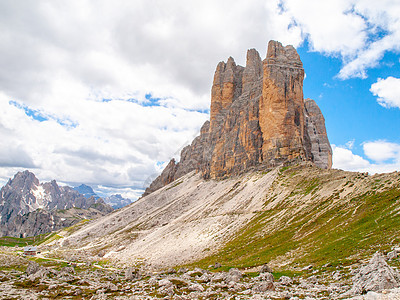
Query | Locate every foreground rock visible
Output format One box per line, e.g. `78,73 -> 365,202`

3,249 -> 400,299
347,252 -> 400,295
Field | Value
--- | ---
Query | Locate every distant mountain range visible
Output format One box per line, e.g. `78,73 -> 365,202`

73,184 -> 132,209
0,171 -> 113,237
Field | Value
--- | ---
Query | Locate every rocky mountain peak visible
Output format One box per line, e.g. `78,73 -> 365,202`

144,40 -> 332,196
266,40 -> 302,67
0,171 -> 113,237
7,170 -> 39,192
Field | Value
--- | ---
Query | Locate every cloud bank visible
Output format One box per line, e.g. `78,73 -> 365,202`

0,0 -> 399,198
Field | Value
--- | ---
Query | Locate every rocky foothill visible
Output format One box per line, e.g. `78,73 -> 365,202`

144,40 -> 332,196
1,247 -> 400,299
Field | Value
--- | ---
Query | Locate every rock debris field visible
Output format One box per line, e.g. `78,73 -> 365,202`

1,248 -> 400,299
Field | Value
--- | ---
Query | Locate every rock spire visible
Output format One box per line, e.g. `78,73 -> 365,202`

144,40 -> 332,196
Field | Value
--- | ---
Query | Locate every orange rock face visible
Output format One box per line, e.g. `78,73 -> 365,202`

260,40 -> 306,165
210,57 -> 243,131
144,40 -> 332,195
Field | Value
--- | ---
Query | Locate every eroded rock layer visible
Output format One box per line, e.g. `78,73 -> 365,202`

144,40 -> 332,196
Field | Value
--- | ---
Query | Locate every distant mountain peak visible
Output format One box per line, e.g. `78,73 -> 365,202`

0,170 -> 113,237
73,184 -> 99,199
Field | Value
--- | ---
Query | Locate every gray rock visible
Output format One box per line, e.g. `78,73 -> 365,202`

188,283 -> 205,292
304,98 -> 332,169
258,272 -> 274,282
302,265 -> 313,271
61,266 -> 75,274
211,272 -> 226,283
125,267 -> 135,280
260,264 -> 272,273
388,250 -> 398,261
252,281 -> 275,292
279,275 -> 293,286
308,275 -> 318,284
158,278 -> 173,288
26,261 -> 40,276
226,268 -> 243,282
177,267 -> 188,273
166,267 -> 176,274
197,273 -> 212,283
349,252 -> 400,295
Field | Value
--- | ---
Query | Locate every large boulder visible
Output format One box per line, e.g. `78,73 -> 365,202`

349,252 -> 400,295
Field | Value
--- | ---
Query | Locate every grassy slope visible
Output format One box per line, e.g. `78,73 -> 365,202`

0,219 -> 90,247
192,164 -> 400,274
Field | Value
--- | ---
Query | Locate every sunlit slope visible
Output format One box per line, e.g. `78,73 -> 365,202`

193,164 -> 400,271
59,163 -> 400,271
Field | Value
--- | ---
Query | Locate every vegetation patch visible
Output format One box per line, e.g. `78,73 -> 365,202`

166,180 -> 183,190
0,232 -> 57,247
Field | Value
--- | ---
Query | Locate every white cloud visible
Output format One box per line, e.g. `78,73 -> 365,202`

0,0 -> 304,198
363,140 -> 400,162
333,141 -> 400,174
332,145 -> 370,171
280,0 -> 400,79
370,77 -> 400,108
0,0 -> 399,198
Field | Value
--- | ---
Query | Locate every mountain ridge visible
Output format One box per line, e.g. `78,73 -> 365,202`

0,170 -> 113,237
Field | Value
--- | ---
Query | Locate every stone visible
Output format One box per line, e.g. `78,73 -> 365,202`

125,267 -> 136,280
260,264 -> 272,273
188,283 -> 205,292
158,279 -> 173,288
388,250 -> 398,261
252,281 -> 275,292
349,252 -> 400,295
307,275 -> 318,284
279,276 -> 293,286
61,266 -> 75,274
26,261 -> 40,276
214,262 -> 222,268
211,272 -> 226,283
166,267 -> 176,274
226,268 -> 243,283
258,272 -> 274,282
144,40 -> 332,195
197,273 -> 212,283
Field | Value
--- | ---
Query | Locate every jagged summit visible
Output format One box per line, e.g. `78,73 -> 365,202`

0,170 -> 113,237
144,40 -> 332,196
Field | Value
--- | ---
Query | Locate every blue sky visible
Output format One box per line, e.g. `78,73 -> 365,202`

299,44 -> 400,144
0,0 -> 399,199
298,42 -> 400,172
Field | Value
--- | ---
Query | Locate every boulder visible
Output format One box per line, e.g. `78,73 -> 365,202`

26,261 -> 40,276
279,275 -> 293,286
349,252 -> 400,295
260,264 -> 272,273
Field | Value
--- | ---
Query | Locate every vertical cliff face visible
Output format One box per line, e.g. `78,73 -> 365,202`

304,98 -> 333,169
144,40 -> 332,196
260,41 -> 306,166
